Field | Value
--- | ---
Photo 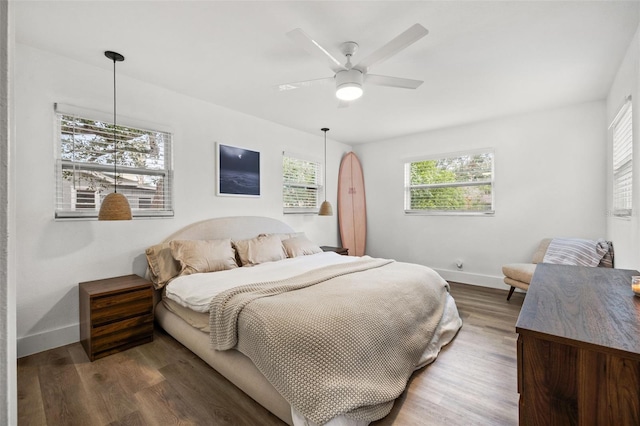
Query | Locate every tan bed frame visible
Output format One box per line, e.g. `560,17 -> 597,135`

152,216 -> 296,425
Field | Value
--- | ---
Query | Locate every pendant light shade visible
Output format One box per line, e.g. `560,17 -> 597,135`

319,200 -> 333,216
319,128 -> 333,216
99,192 -> 133,220
99,50 -> 132,221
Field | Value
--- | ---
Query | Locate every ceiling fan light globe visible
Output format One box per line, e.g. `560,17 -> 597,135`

335,68 -> 364,101
336,84 -> 363,101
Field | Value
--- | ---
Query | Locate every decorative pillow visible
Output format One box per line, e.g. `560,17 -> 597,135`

233,234 -> 287,266
282,235 -> 323,258
170,239 -> 238,276
542,238 -> 609,267
145,242 -> 181,289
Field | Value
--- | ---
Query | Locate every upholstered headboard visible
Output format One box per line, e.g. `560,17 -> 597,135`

148,216 -> 296,304
161,216 -> 295,243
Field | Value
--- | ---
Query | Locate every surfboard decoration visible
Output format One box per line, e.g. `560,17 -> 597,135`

338,152 -> 367,256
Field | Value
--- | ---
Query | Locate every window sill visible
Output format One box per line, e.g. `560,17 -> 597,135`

283,211 -> 320,215
404,210 -> 495,217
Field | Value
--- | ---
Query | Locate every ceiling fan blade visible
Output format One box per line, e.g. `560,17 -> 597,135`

276,76 -> 334,92
354,24 -> 428,73
365,74 -> 423,89
287,28 -> 346,74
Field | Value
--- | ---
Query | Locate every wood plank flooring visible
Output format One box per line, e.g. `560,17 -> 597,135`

18,283 -> 525,426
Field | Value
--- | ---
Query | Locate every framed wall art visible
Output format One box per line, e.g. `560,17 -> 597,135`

216,142 -> 261,197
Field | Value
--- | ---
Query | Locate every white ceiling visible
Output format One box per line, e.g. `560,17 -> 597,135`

14,1 -> 640,145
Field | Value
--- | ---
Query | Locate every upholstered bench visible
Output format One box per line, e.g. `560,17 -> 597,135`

503,238 -> 614,300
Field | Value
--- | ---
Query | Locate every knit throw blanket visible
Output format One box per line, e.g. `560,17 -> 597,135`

209,258 -> 449,425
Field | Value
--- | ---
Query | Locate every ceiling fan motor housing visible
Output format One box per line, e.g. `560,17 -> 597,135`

335,68 -> 364,100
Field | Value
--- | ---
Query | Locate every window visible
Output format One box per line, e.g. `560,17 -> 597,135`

404,150 -> 494,215
55,104 -> 173,219
283,152 -> 322,214
611,97 -> 633,217
74,189 -> 97,210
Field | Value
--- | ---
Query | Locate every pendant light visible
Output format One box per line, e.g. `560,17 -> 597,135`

318,128 -> 333,216
98,51 -> 132,221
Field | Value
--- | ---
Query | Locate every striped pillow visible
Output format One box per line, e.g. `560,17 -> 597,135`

542,238 -> 609,267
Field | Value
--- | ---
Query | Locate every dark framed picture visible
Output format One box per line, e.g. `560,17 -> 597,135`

216,142 -> 261,197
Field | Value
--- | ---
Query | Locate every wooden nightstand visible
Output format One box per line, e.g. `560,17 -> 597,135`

79,274 -> 154,361
320,246 -> 349,256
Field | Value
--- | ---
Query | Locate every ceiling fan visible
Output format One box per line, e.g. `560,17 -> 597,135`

277,24 -> 428,103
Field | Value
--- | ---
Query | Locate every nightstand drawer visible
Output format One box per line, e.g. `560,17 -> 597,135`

91,314 -> 154,354
91,288 -> 153,326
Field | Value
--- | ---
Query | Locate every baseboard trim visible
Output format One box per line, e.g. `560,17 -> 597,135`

17,324 -> 78,358
434,268 -> 514,291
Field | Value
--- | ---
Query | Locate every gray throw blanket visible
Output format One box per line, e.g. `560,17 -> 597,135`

209,258 -> 450,425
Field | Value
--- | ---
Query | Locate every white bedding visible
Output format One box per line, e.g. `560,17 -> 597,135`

165,251 -> 362,312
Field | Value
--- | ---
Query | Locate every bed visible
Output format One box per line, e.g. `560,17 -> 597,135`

147,216 -> 462,426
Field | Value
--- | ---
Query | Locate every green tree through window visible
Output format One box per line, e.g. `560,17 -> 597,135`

283,153 -> 322,213
405,151 -> 494,214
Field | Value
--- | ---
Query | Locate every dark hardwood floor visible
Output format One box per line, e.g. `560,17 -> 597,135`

18,283 -> 525,426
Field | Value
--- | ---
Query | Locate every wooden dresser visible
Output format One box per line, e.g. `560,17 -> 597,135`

79,274 -> 154,361
516,263 -> 640,425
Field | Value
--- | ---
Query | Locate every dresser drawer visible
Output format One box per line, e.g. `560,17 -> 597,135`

91,314 -> 154,354
91,288 -> 153,326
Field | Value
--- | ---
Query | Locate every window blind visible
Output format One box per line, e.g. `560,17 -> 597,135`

404,150 -> 494,214
283,152 -> 322,213
55,105 -> 174,218
611,98 -> 633,217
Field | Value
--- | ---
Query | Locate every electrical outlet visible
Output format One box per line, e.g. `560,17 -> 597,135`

455,260 -> 463,270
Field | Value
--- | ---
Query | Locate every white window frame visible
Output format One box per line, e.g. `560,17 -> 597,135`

55,103 -> 174,219
72,188 -> 98,210
610,96 -> 633,218
282,151 -> 323,214
404,149 -> 495,216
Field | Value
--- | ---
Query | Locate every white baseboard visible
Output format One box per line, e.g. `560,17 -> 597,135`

433,268 -> 511,291
17,324 -> 79,358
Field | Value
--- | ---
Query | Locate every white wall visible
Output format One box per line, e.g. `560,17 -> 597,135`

14,44 -> 351,357
355,102 -> 608,288
607,23 -> 640,270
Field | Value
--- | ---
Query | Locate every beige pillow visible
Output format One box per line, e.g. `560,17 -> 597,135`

234,234 -> 287,266
170,239 -> 238,276
282,235 -> 323,258
146,242 -> 180,289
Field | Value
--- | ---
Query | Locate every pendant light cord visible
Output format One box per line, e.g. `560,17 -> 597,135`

112,57 -> 118,193
322,128 -> 329,203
